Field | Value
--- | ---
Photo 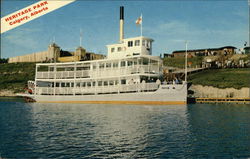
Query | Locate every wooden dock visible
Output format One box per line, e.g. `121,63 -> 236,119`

195,98 -> 250,104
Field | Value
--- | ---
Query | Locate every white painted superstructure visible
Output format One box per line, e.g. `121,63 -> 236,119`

107,36 -> 153,59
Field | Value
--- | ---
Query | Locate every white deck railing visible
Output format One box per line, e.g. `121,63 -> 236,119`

35,83 -> 159,95
36,65 -> 160,79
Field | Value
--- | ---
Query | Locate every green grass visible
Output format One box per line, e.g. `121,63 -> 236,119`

163,56 -> 204,68
0,63 -> 36,93
188,68 -> 250,89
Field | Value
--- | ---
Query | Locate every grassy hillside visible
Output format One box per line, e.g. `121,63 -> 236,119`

188,68 -> 250,89
163,56 -> 203,68
0,63 -> 36,93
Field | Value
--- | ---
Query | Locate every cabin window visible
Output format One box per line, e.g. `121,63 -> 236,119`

92,82 -> 96,87
98,81 -> 102,86
82,82 -> 86,87
56,83 -> 60,87
121,79 -> 126,85
128,41 -> 133,47
121,61 -> 126,67
111,48 -> 115,52
66,83 -> 70,87
113,62 -> 118,67
118,47 -> 122,52
128,61 -> 133,66
99,63 -> 105,69
87,82 -> 91,87
115,80 -> 119,85
133,53 -> 140,56
76,83 -> 80,87
109,81 -> 114,86
135,40 -> 140,46
61,83 -> 65,87
104,81 -> 108,86
106,63 -> 111,68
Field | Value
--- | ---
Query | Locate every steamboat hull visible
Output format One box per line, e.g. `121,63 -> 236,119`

32,84 -> 187,105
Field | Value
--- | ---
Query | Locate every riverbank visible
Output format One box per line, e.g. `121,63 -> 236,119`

0,62 -> 35,93
0,90 -> 16,97
189,85 -> 249,98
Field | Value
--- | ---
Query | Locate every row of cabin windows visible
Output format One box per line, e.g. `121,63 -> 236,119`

52,80 -> 127,88
94,61 -> 144,69
111,39 -> 151,52
128,39 -> 151,47
48,60 -> 149,72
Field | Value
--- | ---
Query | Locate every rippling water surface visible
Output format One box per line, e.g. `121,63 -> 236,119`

0,99 -> 250,158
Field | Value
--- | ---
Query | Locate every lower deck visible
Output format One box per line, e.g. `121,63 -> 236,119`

28,84 -> 187,104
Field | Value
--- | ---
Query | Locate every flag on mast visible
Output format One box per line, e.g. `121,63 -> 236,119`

135,15 -> 142,25
136,14 -> 143,36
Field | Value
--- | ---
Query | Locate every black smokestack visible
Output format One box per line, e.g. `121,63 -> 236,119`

120,6 -> 124,20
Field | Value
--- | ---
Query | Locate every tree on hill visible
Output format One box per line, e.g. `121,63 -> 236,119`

0,58 -> 9,63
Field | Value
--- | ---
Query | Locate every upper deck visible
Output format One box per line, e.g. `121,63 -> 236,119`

35,55 -> 162,80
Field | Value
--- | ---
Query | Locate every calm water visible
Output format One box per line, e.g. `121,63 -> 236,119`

0,99 -> 250,158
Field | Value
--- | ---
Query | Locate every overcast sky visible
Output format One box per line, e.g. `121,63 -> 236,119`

1,0 -> 249,58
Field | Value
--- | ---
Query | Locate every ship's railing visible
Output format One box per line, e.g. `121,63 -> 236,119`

35,83 -> 159,95
36,70 -> 90,79
36,65 -> 160,79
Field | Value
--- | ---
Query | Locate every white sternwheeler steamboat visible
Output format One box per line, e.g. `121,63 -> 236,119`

21,6 -> 187,105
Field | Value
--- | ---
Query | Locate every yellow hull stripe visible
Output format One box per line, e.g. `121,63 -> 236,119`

37,100 -> 186,105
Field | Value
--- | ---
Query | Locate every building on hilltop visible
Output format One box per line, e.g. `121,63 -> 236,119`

172,46 -> 236,58
8,43 -> 105,63
244,47 -> 250,54
163,53 -> 173,58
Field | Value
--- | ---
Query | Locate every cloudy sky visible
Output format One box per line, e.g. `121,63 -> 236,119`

1,0 -> 249,58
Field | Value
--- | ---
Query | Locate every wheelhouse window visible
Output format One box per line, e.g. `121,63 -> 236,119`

147,41 -> 151,48
135,40 -> 140,46
142,40 -> 146,46
111,48 -> 115,52
118,47 -> 122,52
128,41 -> 133,47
